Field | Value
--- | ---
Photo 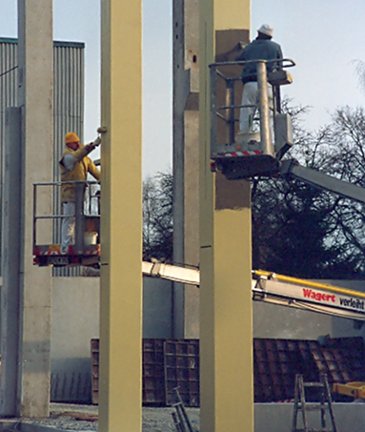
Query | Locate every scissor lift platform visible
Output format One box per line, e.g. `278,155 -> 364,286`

33,180 -> 100,268
33,244 -> 100,267
213,150 -> 280,179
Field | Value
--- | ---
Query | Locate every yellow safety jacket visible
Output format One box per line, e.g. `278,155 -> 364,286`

60,145 -> 100,202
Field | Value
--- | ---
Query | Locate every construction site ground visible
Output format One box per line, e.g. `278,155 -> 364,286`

1,402 -> 365,431
0,403 -> 200,431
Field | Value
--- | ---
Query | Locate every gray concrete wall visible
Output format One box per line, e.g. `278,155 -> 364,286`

327,280 -> 365,338
254,280 -> 365,340
50,277 -> 365,403
51,278 -> 365,365
254,301 -> 335,339
255,403 -> 365,432
143,278 -> 173,338
51,277 -> 99,402
252,280 -> 365,432
50,276 -> 173,401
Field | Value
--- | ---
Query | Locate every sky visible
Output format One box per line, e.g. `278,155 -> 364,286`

0,0 -> 364,177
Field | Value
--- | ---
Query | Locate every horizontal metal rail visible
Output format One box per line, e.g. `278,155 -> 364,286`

217,103 -> 257,111
34,180 -> 100,186
209,58 -> 296,69
33,180 -> 100,253
34,214 -> 100,220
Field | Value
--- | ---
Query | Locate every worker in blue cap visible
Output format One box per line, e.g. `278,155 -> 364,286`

237,24 -> 283,139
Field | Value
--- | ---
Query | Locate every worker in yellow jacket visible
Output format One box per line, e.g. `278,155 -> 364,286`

60,131 -> 101,253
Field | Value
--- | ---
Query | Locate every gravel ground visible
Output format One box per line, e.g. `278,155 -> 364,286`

18,404 -> 200,431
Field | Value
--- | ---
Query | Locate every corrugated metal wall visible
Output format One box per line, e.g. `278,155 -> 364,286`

53,42 -> 84,277
0,38 -> 85,277
0,39 -> 18,207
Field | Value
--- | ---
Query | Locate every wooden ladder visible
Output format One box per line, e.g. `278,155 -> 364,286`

292,374 -> 337,432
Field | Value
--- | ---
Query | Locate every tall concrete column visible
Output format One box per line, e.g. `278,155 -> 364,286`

17,0 -> 53,417
0,108 -> 21,416
99,1 -> 142,431
173,0 -> 200,338
199,1 -> 253,431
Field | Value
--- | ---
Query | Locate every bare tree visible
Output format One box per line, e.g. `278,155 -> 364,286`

142,107 -> 365,278
252,105 -> 365,278
353,59 -> 365,94
143,172 -> 173,261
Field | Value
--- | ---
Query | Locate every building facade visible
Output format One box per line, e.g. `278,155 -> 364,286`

0,37 -> 84,276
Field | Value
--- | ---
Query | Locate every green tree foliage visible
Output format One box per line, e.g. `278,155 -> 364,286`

252,106 -> 365,278
143,171 -> 173,261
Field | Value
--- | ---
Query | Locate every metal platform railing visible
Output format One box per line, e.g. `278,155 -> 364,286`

209,58 -> 295,154
33,180 -> 100,255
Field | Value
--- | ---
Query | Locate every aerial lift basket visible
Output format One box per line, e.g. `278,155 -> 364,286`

209,58 -> 295,179
33,180 -> 100,267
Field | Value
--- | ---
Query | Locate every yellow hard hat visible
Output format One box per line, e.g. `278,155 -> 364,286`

65,132 -> 80,144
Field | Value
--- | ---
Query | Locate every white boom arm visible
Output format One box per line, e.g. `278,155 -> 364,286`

252,270 -> 365,321
280,159 -> 365,204
142,261 -> 365,321
142,261 -> 200,285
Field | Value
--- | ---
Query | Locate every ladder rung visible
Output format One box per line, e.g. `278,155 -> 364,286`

294,429 -> 332,432
293,375 -> 336,432
303,382 -> 325,388
297,403 -> 329,411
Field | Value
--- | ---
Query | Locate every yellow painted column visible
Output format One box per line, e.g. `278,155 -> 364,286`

99,1 -> 142,432
199,1 -> 253,431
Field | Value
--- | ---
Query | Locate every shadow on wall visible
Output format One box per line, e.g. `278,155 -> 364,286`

51,358 -> 92,403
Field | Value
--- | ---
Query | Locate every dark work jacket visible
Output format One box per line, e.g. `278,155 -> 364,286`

237,38 -> 283,83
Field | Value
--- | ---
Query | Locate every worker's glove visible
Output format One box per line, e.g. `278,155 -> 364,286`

84,137 -> 101,155
92,136 -> 102,147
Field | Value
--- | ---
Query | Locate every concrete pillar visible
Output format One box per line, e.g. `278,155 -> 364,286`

173,0 -> 200,338
17,0 -> 53,417
199,1 -> 253,431
0,108 -> 21,416
99,0 -> 142,431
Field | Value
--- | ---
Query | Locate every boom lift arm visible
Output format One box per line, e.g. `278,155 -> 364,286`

142,261 -> 365,322
280,159 -> 365,205
252,270 -> 365,322
142,261 -> 200,286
